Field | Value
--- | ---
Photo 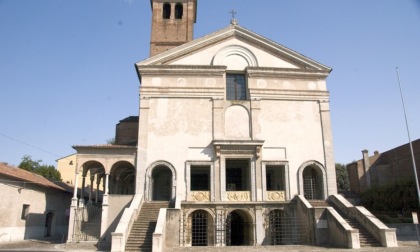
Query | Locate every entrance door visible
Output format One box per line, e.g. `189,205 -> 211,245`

226,211 -> 251,246
152,166 -> 172,201
45,212 -> 53,237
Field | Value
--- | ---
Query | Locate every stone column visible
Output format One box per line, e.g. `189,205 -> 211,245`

68,162 -> 79,242
80,174 -> 86,206
95,174 -> 100,203
255,206 -> 264,245
88,174 -> 94,204
101,173 -> 110,237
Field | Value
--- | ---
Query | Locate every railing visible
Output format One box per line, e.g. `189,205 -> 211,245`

152,208 -> 167,252
328,194 -> 398,247
72,203 -> 102,242
111,194 -> 144,252
326,207 -> 360,248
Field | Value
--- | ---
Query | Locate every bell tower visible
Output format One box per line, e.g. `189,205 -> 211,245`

149,0 -> 197,57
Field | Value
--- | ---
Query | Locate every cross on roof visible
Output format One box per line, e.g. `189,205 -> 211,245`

229,9 -> 238,25
229,10 -> 237,19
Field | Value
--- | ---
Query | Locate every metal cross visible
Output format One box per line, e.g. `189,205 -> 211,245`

229,10 -> 237,20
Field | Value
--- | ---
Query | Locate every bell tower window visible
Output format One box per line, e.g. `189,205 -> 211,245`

175,3 -> 183,19
163,3 -> 171,19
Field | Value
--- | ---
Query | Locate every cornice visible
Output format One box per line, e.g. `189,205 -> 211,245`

249,88 -> 330,101
246,67 -> 330,80
140,86 -> 224,98
137,65 -> 227,77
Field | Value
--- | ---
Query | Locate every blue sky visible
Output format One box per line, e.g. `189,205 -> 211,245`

1,0 -> 419,167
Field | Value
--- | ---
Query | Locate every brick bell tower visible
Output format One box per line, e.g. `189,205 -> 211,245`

149,0 -> 197,57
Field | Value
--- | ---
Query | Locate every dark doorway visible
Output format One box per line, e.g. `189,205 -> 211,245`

45,212 -> 53,237
152,166 -> 172,201
226,210 -> 252,246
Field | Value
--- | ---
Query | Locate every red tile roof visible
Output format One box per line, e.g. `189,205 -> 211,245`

0,162 -> 70,193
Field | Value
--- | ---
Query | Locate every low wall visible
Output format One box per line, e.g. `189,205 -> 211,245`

111,194 -> 144,252
386,223 -> 419,236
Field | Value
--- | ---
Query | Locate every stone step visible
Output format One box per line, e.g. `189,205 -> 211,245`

308,200 -> 330,207
125,201 -> 170,252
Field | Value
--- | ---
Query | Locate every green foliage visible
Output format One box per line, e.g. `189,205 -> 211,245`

335,163 -> 350,192
18,155 -> 61,181
360,179 -> 418,214
106,137 -> 115,144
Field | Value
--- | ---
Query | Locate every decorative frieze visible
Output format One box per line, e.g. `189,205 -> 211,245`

189,191 -> 210,201
226,191 -> 250,201
266,191 -> 285,201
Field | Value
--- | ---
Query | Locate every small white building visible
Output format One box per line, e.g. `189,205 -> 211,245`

0,162 -> 72,242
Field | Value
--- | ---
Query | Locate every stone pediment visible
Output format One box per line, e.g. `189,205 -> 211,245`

136,24 -> 331,73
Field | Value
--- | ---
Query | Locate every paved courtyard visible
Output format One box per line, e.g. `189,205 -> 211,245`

0,236 -> 418,252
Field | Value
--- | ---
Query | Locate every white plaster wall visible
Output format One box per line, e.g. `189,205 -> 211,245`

248,78 -> 327,92
145,97 -> 214,200
0,182 -> 71,242
259,100 -> 325,196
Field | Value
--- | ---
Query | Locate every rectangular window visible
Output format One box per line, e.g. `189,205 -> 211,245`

266,165 -> 285,191
21,204 -> 30,220
226,159 -> 250,191
191,166 -> 210,191
226,74 -> 247,100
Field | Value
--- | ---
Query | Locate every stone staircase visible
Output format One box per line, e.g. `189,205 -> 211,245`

308,200 -> 381,247
341,216 -> 381,247
125,201 -> 170,252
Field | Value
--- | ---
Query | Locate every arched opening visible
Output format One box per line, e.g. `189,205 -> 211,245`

109,162 -> 135,195
191,210 -> 207,246
152,166 -> 172,201
226,210 -> 253,246
81,161 -> 105,205
162,2 -> 171,19
175,3 -> 183,19
303,166 -> 323,200
44,212 -> 54,237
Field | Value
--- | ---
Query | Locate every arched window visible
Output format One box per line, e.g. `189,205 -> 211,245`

175,3 -> 183,19
163,3 -> 171,19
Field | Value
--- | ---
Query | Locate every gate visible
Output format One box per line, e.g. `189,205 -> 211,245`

73,204 -> 102,241
268,210 -> 310,245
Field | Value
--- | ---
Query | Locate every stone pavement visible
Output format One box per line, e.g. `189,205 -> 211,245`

0,236 -> 418,252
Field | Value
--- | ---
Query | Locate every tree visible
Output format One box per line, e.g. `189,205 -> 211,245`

336,163 -> 350,192
18,155 -> 61,181
106,137 -> 115,144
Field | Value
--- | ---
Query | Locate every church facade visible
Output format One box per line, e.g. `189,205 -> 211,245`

135,0 -> 337,247
67,0 -> 397,250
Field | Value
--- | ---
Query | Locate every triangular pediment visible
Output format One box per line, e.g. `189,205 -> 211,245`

136,25 -> 331,73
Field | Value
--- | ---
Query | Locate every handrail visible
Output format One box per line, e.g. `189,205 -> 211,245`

111,194 -> 144,252
152,208 -> 167,252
